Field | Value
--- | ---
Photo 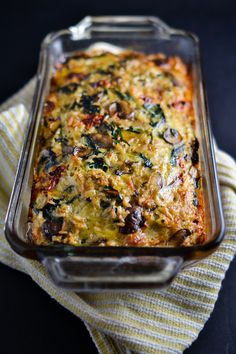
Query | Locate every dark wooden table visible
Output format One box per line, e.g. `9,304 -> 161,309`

1,1 -> 236,353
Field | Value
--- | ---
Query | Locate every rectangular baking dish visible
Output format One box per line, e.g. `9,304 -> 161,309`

4,16 -> 225,290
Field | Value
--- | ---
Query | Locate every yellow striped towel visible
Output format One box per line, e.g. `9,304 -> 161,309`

0,79 -> 236,354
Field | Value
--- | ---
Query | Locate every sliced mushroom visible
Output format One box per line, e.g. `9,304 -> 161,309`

89,133 -> 113,149
120,206 -> 145,234
44,100 -> 55,114
73,145 -> 92,157
97,122 -> 109,134
169,229 -> 191,246
189,166 -> 199,179
42,218 -> 64,241
115,160 -> 134,176
163,127 -> 182,145
154,172 -> 164,189
109,102 -> 119,116
62,145 -> 74,156
108,101 -> 133,119
148,172 -> 164,189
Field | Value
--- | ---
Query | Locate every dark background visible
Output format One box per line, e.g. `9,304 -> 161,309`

1,0 -> 236,353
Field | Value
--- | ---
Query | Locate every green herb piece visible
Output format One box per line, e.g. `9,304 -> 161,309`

41,200 -> 61,220
65,195 -> 80,204
55,137 -> 68,144
80,94 -> 100,114
126,127 -> 142,134
113,89 -> 132,101
139,153 -> 153,168
194,178 -> 201,189
170,144 -> 185,166
58,83 -> 79,94
144,103 -> 166,127
88,158 -> 108,172
96,68 -> 111,75
64,101 -> 80,111
103,186 -> 122,203
64,185 -> 75,193
193,192 -> 199,207
39,149 -> 58,172
100,200 -> 110,209
83,134 -> 99,154
108,123 -> 129,145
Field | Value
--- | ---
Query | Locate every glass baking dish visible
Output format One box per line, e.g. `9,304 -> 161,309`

4,16 -> 224,291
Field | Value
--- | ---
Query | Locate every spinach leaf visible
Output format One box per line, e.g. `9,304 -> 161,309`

58,83 -> 79,94
108,123 -> 129,145
64,185 -> 75,193
144,103 -> 166,127
55,137 -> 68,144
41,200 -> 60,220
64,93 -> 100,113
65,195 -> 80,204
193,192 -> 199,207
139,153 -> 153,168
63,101 -> 80,111
103,186 -> 122,203
194,177 -> 201,189
96,68 -> 110,75
126,127 -> 142,134
170,144 -> 185,166
80,94 -> 99,114
39,149 -> 58,172
88,158 -> 108,172
113,89 -> 132,101
100,200 -> 111,209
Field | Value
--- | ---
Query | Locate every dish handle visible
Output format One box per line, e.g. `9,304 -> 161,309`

42,255 -> 183,291
69,15 -> 174,40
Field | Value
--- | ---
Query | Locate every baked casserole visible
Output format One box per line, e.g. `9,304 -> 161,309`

28,49 -> 206,247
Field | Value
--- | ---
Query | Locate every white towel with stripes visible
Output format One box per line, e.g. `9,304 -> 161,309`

0,78 -> 236,354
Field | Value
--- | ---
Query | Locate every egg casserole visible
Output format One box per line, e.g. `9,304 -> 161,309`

28,50 -> 206,247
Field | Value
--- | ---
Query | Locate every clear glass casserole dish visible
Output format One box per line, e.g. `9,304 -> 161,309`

4,16 -> 224,291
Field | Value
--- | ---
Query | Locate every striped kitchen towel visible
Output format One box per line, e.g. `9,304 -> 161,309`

0,79 -> 236,354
